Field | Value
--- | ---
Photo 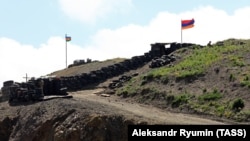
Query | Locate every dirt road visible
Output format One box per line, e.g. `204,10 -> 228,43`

69,88 -> 227,125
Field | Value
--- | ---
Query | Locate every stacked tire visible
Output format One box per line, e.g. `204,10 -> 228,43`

1,80 -> 14,101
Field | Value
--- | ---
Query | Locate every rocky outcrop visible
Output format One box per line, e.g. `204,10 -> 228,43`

0,117 -> 17,141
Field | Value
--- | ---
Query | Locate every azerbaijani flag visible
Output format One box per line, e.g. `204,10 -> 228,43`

181,19 -> 195,30
65,36 -> 71,42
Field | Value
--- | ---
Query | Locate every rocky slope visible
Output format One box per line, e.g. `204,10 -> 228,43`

0,98 -> 136,141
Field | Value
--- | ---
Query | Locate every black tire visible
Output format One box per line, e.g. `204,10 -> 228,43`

24,94 -> 30,102
3,80 -> 14,87
8,98 -> 13,103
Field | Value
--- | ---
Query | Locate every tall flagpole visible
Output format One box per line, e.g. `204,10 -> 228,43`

180,18 -> 194,46
181,26 -> 183,44
65,34 -> 68,68
181,19 -> 183,47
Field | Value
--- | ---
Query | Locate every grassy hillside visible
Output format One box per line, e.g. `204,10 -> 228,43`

116,38 -> 250,122
50,58 -> 126,77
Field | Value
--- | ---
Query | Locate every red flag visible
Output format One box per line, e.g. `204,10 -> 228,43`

181,19 -> 195,30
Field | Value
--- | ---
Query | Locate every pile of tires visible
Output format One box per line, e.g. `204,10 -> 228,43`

2,80 -> 44,103
1,80 -> 14,101
149,54 -> 176,68
56,42 -> 199,91
1,77 -> 68,103
108,73 -> 138,89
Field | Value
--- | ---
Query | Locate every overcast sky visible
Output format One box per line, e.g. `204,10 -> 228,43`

0,0 -> 250,88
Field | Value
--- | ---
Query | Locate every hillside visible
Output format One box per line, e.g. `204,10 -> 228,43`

0,88 -> 228,141
51,38 -> 250,122
115,38 -> 250,122
50,57 -> 126,77
1,38 -> 250,141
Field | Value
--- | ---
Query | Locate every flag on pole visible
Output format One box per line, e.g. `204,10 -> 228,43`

65,34 -> 71,68
65,35 -> 71,42
181,18 -> 195,30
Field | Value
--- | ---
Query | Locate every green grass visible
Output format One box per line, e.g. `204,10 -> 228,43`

234,110 -> 250,122
146,44 -> 246,80
171,94 -> 192,107
240,75 -> 250,88
116,77 -> 141,97
228,55 -> 245,67
116,39 -> 250,121
198,89 -> 222,101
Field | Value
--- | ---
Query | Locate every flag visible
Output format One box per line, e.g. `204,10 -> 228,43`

181,19 -> 195,30
65,36 -> 71,42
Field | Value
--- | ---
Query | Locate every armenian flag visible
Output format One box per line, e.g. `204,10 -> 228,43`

181,19 -> 195,30
65,36 -> 71,42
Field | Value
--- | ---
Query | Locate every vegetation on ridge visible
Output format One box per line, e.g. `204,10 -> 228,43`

145,40 -> 249,81
117,39 -> 250,122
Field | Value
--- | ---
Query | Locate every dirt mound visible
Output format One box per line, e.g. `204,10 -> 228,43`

0,98 -> 137,141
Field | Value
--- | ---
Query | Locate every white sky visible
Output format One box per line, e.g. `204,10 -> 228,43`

0,0 -> 250,88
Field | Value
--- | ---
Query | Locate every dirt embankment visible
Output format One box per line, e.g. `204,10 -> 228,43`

0,88 -> 227,141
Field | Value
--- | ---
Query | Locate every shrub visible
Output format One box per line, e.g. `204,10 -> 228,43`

161,75 -> 169,84
202,88 -> 207,93
231,98 -> 244,112
171,94 -> 190,108
229,74 -> 236,82
198,90 -> 222,101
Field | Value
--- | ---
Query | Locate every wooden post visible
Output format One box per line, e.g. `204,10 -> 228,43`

23,73 -> 30,82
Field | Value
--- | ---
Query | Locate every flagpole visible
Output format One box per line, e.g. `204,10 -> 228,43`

181,19 -> 183,48
65,34 -> 68,68
181,27 -> 183,44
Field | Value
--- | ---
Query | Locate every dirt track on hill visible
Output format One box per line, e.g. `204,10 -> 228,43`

69,88 -> 227,125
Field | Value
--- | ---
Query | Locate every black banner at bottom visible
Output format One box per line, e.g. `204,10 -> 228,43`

128,125 -> 250,141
